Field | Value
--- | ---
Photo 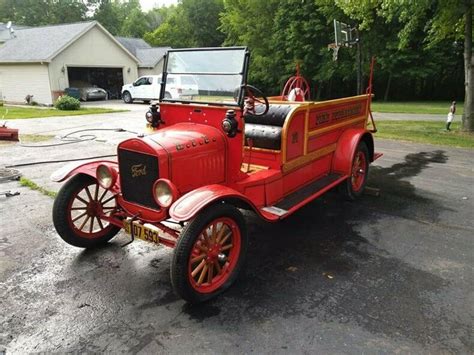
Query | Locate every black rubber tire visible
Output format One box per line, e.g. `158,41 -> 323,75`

164,92 -> 172,99
340,141 -> 369,200
52,174 -> 121,248
171,203 -> 248,303
122,91 -> 133,104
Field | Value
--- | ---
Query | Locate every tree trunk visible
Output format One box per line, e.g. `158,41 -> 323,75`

384,72 -> 392,102
462,3 -> 473,131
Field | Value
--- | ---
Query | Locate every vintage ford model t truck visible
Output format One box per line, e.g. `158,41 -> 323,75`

52,47 -> 381,303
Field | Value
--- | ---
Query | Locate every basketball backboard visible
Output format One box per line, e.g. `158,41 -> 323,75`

333,19 -> 356,47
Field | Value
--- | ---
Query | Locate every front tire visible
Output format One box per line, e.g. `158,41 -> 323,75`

122,91 -> 133,104
52,174 -> 120,248
340,141 -> 369,200
171,203 -> 248,303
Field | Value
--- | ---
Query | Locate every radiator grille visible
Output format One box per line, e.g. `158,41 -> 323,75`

118,149 -> 160,209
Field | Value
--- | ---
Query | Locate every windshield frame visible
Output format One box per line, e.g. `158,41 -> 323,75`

159,46 -> 250,108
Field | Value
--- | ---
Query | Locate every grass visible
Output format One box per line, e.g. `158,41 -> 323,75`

1,106 -> 127,119
19,134 -> 54,143
376,120 -> 474,148
19,177 -> 57,198
372,101 -> 464,115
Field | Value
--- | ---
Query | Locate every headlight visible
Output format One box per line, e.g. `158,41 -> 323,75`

145,111 -> 153,123
153,179 -> 177,208
96,164 -> 117,189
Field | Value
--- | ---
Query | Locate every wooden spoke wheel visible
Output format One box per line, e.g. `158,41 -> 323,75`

340,141 -> 369,200
171,204 -> 248,303
53,174 -> 121,248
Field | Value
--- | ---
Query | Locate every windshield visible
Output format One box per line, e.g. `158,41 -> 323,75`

161,47 -> 248,106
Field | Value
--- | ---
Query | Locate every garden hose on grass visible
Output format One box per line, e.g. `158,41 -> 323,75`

18,128 -> 138,148
5,127 -> 139,168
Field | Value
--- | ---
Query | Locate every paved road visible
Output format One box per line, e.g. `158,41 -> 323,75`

0,114 -> 473,352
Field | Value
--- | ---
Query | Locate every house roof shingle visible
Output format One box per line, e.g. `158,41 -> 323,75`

0,21 -> 96,62
0,21 -> 137,63
115,36 -> 151,56
136,47 -> 170,68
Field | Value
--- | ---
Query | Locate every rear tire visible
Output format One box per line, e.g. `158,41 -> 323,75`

53,174 -> 120,248
171,203 -> 248,303
340,141 -> 369,200
122,91 -> 133,104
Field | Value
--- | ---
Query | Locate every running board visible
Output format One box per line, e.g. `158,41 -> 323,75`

260,173 -> 348,220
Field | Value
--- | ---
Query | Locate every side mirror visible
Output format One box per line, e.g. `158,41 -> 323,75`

133,82 -> 138,87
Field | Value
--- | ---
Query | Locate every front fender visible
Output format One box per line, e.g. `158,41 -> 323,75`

332,129 -> 374,175
170,184 -> 270,222
50,160 -> 117,182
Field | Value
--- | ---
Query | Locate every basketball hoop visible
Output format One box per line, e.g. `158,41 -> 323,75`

328,43 -> 340,61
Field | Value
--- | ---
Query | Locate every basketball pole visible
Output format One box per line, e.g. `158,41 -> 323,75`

356,28 -> 362,95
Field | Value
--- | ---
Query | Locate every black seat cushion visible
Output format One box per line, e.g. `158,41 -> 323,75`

244,104 -> 292,150
245,104 -> 292,127
245,123 -> 282,150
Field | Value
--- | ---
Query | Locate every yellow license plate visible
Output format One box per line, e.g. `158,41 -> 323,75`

123,220 -> 160,245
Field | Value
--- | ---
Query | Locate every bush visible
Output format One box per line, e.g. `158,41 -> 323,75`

55,95 -> 80,110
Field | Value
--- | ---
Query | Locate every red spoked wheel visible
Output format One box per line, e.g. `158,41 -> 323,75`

171,204 -> 248,303
340,141 -> 369,200
351,150 -> 367,193
53,174 -> 121,248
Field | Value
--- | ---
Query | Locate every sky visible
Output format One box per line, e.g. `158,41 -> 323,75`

139,0 -> 178,11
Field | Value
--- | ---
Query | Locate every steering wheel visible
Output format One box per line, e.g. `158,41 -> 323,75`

243,84 -> 269,116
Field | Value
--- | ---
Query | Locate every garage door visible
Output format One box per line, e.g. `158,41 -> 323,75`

68,67 -> 124,99
0,64 -> 52,104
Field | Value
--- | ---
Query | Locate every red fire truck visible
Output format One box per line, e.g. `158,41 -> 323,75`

52,47 -> 381,303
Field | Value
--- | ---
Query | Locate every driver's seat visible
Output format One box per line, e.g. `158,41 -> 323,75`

244,104 -> 292,150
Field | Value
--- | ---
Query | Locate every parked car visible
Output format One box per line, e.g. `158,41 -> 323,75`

52,47 -> 381,303
79,87 -> 108,101
121,74 -> 199,104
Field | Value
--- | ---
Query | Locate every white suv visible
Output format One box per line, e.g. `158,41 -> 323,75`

121,74 -> 199,104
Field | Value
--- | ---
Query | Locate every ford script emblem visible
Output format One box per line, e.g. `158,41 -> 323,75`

131,164 -> 147,177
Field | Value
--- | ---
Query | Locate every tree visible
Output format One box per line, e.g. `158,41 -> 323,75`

220,0 -> 281,90
0,0 -> 87,26
92,0 -> 123,35
144,0 -> 225,48
339,0 -> 472,131
144,5 -> 194,47
121,7 -> 149,38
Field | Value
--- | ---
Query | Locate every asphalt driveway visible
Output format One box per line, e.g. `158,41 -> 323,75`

0,111 -> 472,353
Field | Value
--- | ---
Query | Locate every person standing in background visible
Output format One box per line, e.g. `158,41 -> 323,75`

446,101 -> 456,131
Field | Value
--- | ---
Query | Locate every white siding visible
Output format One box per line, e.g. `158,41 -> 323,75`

0,63 -> 52,104
138,59 -> 165,77
49,26 -> 138,91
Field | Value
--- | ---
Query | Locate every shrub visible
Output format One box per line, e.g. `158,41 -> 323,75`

55,95 -> 80,110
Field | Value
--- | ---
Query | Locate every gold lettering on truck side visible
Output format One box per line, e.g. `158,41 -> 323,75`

131,164 -> 147,177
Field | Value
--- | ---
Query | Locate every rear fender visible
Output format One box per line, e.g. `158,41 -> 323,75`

50,160 -> 117,182
332,129 -> 374,175
169,184 -> 273,222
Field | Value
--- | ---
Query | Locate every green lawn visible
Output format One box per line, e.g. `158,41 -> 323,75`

376,120 -> 474,148
372,101 -> 464,115
1,106 -> 127,119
